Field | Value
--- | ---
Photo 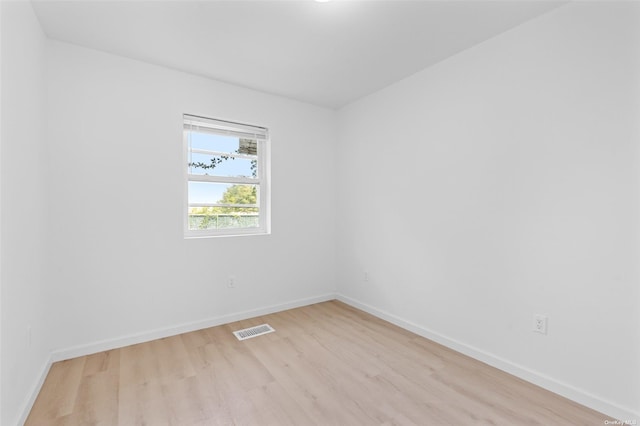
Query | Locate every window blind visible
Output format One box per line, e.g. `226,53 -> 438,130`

184,114 -> 268,141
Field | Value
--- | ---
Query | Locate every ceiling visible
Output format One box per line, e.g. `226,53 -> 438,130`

31,0 -> 563,109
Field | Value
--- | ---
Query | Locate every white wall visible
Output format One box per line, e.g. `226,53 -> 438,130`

0,2 -> 51,425
337,2 -> 640,419
44,41 -> 337,355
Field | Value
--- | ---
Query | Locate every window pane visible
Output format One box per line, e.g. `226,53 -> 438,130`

188,182 -> 259,231
188,182 -> 258,206
187,131 -> 258,178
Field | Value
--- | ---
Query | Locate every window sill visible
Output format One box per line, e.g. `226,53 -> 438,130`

184,229 -> 270,239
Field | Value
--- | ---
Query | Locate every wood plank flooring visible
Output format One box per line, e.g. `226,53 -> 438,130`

26,300 -> 611,425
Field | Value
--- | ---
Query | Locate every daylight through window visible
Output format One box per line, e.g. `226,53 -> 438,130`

184,114 -> 269,237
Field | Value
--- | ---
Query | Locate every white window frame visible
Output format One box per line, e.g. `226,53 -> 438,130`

183,114 -> 270,238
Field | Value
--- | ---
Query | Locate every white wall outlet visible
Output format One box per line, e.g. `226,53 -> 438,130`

228,275 -> 236,288
533,314 -> 547,334
363,271 -> 369,282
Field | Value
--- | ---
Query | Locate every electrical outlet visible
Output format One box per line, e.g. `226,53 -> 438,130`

27,325 -> 32,348
363,271 -> 369,282
228,275 -> 236,288
533,314 -> 547,334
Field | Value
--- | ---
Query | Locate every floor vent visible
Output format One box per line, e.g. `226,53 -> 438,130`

233,324 -> 275,341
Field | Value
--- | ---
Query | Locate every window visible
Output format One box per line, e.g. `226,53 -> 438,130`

184,114 -> 270,237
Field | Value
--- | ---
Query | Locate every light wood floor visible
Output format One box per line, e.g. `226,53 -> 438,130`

26,300 -> 610,425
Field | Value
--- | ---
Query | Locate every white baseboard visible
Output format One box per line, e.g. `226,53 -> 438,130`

336,293 -> 640,423
17,293 -> 336,425
50,293 -> 336,362
16,356 -> 52,426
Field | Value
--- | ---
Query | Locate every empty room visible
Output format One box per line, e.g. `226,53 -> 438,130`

1,0 -> 639,425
